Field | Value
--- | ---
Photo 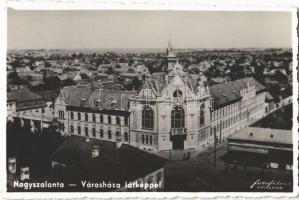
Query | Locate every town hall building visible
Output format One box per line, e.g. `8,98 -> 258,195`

54,41 -> 267,153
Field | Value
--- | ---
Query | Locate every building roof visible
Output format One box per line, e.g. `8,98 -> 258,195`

7,87 -> 46,110
36,89 -> 60,101
209,77 -> 266,109
52,136 -> 167,184
228,127 -> 292,145
60,86 -> 135,115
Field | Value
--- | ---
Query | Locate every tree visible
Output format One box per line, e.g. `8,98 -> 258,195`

44,76 -> 61,90
106,66 -> 114,74
79,73 -> 88,80
62,78 -> 75,87
44,62 -> 51,68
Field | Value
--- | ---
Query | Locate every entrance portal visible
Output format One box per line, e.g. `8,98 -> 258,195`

172,135 -> 185,150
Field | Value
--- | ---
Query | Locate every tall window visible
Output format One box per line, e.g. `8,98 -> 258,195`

78,113 -> 81,121
92,128 -> 96,137
100,115 -> 103,123
108,116 -> 111,124
92,114 -> 96,122
171,106 -> 185,128
70,125 -> 74,133
108,130 -> 112,139
85,127 -> 88,136
85,113 -> 88,121
142,135 -> 145,144
70,112 -> 74,120
199,104 -> 205,126
78,126 -> 81,135
116,116 -> 120,125
58,111 -> 64,119
142,105 -> 154,129
124,132 -> 128,141
124,117 -> 128,125
100,129 -> 104,138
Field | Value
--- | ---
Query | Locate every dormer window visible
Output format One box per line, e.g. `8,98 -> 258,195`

173,89 -> 183,98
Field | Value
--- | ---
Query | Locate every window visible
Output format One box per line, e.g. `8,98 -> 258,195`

85,127 -> 88,136
100,115 -> 103,123
124,132 -> 128,141
116,116 -> 120,125
108,116 -> 111,124
173,89 -> 183,97
42,108 -> 45,113
116,131 -> 120,137
142,105 -> 154,129
108,130 -> 111,139
70,112 -> 74,120
92,128 -> 96,137
171,106 -> 185,128
142,135 -> 145,144
100,129 -> 104,138
124,117 -> 128,125
146,135 -> 149,144
149,136 -> 153,145
58,111 -> 64,119
199,104 -> 205,126
78,113 -> 81,121
92,114 -> 96,122
78,126 -> 81,135
70,125 -> 74,133
85,113 -> 88,121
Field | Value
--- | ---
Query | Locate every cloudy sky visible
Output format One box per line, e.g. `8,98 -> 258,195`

7,9 -> 293,49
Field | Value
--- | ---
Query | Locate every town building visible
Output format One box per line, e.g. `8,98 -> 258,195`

224,127 -> 292,170
53,41 -> 270,154
54,85 -> 135,144
7,86 -> 54,132
51,135 -> 166,191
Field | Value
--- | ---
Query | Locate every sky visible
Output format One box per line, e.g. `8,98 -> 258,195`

7,9 -> 293,49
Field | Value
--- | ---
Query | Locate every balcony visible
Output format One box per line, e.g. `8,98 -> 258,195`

170,128 -> 187,136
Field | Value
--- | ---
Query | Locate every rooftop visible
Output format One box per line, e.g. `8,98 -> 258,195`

210,77 -> 266,109
7,87 -> 46,110
228,127 -> 292,145
52,136 -> 167,184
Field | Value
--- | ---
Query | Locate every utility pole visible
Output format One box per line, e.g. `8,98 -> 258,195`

214,126 -> 217,166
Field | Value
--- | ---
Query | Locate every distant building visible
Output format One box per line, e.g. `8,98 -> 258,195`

7,86 -> 52,132
224,127 -> 292,170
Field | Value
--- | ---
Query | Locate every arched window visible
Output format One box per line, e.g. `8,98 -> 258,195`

173,89 -> 183,98
171,106 -> 185,128
199,104 -> 205,126
142,105 -> 154,129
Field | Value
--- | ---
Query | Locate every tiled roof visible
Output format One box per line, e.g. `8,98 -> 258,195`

210,77 -> 266,109
52,136 -> 167,184
60,86 -> 135,114
228,127 -> 292,145
36,90 -> 60,101
7,87 -> 46,110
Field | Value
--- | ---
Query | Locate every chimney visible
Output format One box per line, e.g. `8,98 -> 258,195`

92,145 -> 99,159
8,157 -> 16,174
20,166 -> 30,181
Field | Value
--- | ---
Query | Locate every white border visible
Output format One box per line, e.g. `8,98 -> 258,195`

1,1 -> 298,199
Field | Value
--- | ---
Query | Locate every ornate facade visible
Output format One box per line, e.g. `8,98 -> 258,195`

54,41 -> 267,154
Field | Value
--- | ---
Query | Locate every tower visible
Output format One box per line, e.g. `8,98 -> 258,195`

166,35 -> 177,73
